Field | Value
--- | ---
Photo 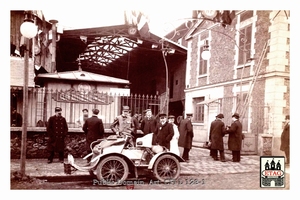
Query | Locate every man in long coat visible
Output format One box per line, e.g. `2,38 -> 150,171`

141,109 -> 157,135
209,113 -> 226,162
280,115 -> 290,164
178,113 -> 194,161
83,108 -> 105,161
154,113 -> 174,150
46,107 -> 68,163
225,113 -> 243,162
168,115 -> 180,156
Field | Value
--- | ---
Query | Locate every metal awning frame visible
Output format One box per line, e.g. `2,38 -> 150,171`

61,24 -> 187,68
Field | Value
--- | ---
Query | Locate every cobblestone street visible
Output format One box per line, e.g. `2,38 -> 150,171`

11,147 -> 290,190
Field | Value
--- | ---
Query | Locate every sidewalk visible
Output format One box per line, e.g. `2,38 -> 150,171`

10,147 -> 276,179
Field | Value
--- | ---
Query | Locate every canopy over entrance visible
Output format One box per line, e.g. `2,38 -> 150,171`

58,24 -> 187,72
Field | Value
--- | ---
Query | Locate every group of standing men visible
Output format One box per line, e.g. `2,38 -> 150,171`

45,105 -> 194,163
43,105 -> 291,165
46,107 -> 105,163
139,108 -> 194,160
209,113 -> 244,162
209,112 -> 290,164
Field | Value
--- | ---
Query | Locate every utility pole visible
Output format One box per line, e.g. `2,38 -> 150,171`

20,37 -> 29,177
162,48 -> 169,115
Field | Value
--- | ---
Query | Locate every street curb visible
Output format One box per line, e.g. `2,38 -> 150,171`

34,173 -> 202,182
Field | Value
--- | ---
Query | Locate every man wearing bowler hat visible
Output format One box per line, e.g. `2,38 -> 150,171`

209,113 -> 226,162
225,113 -> 243,162
178,113 -> 194,161
110,105 -> 136,147
46,107 -> 68,163
82,108 -> 105,162
153,113 -> 174,150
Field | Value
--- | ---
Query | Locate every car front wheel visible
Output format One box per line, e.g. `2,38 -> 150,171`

153,154 -> 180,183
96,156 -> 129,186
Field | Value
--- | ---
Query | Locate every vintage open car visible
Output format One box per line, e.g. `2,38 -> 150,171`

65,133 -> 184,186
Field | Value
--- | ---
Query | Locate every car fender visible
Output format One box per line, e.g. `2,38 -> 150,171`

147,152 -> 185,169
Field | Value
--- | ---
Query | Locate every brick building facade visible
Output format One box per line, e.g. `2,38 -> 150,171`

182,10 -> 290,155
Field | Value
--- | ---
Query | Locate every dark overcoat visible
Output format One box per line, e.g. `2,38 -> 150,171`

178,118 -> 194,149
209,119 -> 225,150
141,116 -> 157,134
132,117 -> 139,135
46,115 -> 68,152
225,119 -> 243,151
154,122 -> 174,150
280,123 -> 290,151
83,116 -> 105,150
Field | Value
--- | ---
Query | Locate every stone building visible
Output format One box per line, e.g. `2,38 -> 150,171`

181,10 -> 290,155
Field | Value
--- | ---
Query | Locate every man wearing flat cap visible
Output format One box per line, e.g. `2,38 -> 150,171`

225,113 -> 243,162
153,113 -> 174,150
110,105 -> 136,147
140,108 -> 157,135
280,114 -> 290,164
46,107 -> 68,163
83,108 -> 105,162
209,113 -> 226,162
178,113 -> 194,161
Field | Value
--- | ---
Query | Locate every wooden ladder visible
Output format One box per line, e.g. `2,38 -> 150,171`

239,40 -> 270,119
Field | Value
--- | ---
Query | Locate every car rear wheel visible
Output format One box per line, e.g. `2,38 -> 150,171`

153,154 -> 180,183
96,156 -> 129,186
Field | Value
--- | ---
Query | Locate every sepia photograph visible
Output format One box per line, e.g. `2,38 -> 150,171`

6,0 -> 297,197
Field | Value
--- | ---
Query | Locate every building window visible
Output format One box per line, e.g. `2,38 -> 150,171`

237,11 -> 254,66
238,25 -> 252,65
193,97 -> 205,123
240,10 -> 253,21
199,46 -> 208,75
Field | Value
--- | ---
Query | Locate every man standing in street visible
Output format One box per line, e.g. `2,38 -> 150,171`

76,108 -> 89,128
168,115 -> 180,156
46,107 -> 68,163
178,113 -> 194,161
280,114 -> 290,164
209,113 -> 226,162
82,108 -> 105,162
110,106 -> 136,147
132,112 -> 140,132
154,113 -> 174,150
141,108 -> 157,135
225,113 -> 244,162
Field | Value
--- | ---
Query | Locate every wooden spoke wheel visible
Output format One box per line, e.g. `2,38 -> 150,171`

153,154 -> 180,183
96,156 -> 129,186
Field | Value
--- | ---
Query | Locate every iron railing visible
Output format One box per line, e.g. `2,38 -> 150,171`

10,87 -> 160,128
